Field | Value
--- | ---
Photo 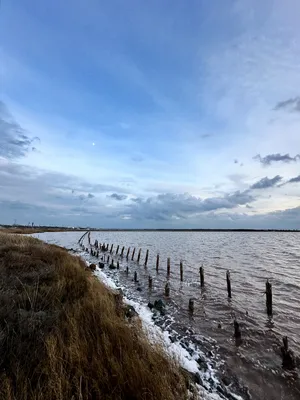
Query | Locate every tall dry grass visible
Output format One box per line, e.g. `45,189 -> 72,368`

0,233 -> 190,400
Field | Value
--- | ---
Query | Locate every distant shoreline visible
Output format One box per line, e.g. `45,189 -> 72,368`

1,225 -> 299,233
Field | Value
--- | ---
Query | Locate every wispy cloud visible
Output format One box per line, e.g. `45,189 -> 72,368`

274,97 -> 300,112
0,101 -> 39,159
107,193 -> 128,201
253,153 -> 300,166
250,175 -> 282,190
280,174 -> 300,186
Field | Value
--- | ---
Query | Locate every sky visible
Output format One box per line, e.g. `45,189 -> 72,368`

1,0 -> 300,229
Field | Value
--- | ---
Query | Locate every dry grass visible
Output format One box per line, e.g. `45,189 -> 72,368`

0,227 -> 82,234
0,233 -> 190,400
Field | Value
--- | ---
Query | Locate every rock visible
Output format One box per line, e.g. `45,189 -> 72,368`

125,305 -> 138,319
35,310 -> 47,320
153,299 -> 165,313
136,287 -> 142,292
98,262 -> 105,269
193,372 -> 203,386
196,356 -> 206,365
147,302 -> 154,310
89,263 -> 97,271
221,376 -> 231,387
109,264 -> 116,270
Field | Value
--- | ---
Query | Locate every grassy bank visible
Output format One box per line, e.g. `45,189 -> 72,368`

0,227 -> 84,234
0,233 -> 190,400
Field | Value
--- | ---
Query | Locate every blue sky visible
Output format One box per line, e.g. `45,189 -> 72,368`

1,0 -> 300,228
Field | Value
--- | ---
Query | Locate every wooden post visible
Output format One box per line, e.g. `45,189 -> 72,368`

281,336 -> 296,370
131,248 -> 136,261
165,282 -> 170,297
126,266 -> 129,274
226,270 -> 232,298
189,299 -> 194,313
167,258 -> 170,275
110,244 -> 113,254
126,247 -> 130,260
266,280 -> 272,316
117,261 -> 120,269
137,248 -> 141,263
234,320 -> 241,339
144,249 -> 149,267
107,255 -> 110,264
180,261 -> 183,282
121,246 -> 125,257
156,254 -> 159,272
200,265 -> 204,287
134,271 -> 138,282
96,250 -> 99,258
116,245 -> 119,255
148,275 -> 153,289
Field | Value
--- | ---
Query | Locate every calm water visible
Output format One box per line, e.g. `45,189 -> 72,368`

34,231 -> 300,400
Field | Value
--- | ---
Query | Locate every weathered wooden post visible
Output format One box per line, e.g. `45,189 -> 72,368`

121,246 -> 125,257
126,247 -> 130,260
148,275 -> 153,289
189,299 -> 194,313
144,249 -> 149,267
117,261 -> 120,270
281,336 -> 296,370
134,271 -> 138,282
107,255 -> 110,264
110,244 -> 113,254
226,270 -> 232,298
180,261 -> 183,281
156,254 -> 159,272
116,245 -> 119,255
167,257 -> 170,275
96,250 -> 99,258
131,248 -> 136,261
266,280 -> 272,316
165,282 -> 170,297
200,265 -> 204,287
137,248 -> 141,263
234,320 -> 241,339
126,266 -> 129,274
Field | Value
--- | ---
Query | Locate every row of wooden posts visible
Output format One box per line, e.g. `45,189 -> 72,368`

80,236 -> 273,318
78,232 -> 296,370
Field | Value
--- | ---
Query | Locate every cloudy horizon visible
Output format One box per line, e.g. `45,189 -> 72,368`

1,0 -> 300,229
